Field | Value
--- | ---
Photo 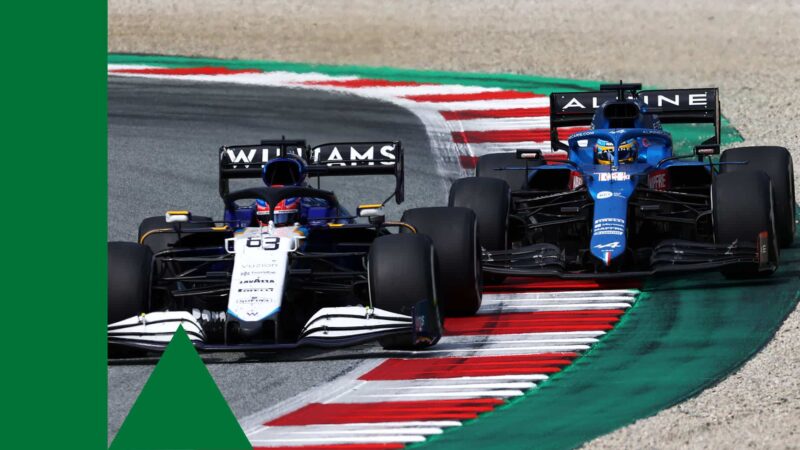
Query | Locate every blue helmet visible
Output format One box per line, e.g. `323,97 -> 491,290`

261,154 -> 307,187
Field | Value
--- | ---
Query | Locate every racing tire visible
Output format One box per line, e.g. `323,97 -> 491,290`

449,177 -> 510,284
712,171 -> 779,278
369,234 -> 438,350
402,207 -> 482,317
720,146 -> 795,247
138,215 -> 213,253
476,152 -> 533,190
108,242 -> 153,358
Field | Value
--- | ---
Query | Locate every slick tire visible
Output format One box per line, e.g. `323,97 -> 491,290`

712,171 -> 779,278
449,177 -> 510,284
138,215 -> 213,254
369,234 -> 438,350
720,146 -> 795,247
402,207 -> 482,317
108,242 -> 153,358
476,152 -> 534,190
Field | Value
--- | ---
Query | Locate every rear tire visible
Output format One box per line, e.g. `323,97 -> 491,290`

108,242 -> 153,358
449,177 -> 510,252
476,152 -> 533,190
720,146 -> 795,247
138,215 -> 213,253
402,207 -> 482,317
712,171 -> 778,278
449,177 -> 510,284
369,234 -> 438,349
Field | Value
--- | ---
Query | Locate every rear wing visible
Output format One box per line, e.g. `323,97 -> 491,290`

549,85 -> 720,152
219,139 -> 404,203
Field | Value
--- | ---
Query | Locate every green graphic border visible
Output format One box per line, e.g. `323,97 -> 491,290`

5,1 -> 107,449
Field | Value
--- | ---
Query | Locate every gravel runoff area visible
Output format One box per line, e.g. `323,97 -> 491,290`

109,0 -> 800,448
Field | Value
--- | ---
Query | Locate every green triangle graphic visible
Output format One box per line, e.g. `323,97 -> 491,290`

111,326 -> 252,450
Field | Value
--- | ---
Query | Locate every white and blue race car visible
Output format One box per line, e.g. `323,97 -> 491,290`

108,139 -> 481,355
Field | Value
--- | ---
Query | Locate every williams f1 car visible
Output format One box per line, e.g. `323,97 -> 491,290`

450,83 -> 795,279
108,139 -> 481,355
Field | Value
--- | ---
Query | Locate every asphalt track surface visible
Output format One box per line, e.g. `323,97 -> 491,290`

107,76 -> 442,439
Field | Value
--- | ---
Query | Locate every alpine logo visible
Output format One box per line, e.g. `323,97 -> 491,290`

594,241 -> 621,249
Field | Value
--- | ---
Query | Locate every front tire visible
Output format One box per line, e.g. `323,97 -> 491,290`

720,146 -> 795,247
712,171 -> 779,278
108,242 -> 153,324
368,234 -> 439,349
108,242 -> 153,358
402,207 -> 482,317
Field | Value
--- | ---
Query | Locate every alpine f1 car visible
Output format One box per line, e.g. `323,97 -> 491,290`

108,139 -> 481,355
450,83 -> 795,279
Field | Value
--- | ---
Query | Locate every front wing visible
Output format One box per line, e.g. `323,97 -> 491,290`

108,301 -> 441,354
482,237 -> 773,279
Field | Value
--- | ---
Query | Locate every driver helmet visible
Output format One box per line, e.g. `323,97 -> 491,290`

262,154 -> 307,187
256,194 -> 301,227
595,138 -> 637,165
258,154 -> 307,226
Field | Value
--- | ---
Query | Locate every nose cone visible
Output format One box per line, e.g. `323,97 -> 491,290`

591,235 -> 626,266
589,194 -> 628,266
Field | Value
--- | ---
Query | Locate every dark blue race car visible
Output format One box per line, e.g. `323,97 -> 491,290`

451,83 -> 795,279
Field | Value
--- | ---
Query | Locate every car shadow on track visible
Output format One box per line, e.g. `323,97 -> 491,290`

107,344 -> 423,366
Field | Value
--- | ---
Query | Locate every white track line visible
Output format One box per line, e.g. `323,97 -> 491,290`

109,70 -> 358,85
413,97 -> 551,110
343,390 -> 526,401
438,336 -> 599,346
311,85 -> 502,98
252,426 -> 445,437
452,117 -> 551,131
478,303 -> 632,313
251,435 -> 428,445
485,289 -> 640,298
353,380 -> 537,390
397,344 -> 592,356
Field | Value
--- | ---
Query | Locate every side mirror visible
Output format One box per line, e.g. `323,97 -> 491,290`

165,210 -> 191,223
516,149 -> 543,160
357,204 -> 385,224
695,144 -> 720,156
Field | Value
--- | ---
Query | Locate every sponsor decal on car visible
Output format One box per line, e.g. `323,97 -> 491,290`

596,172 -> 631,181
311,144 -> 397,167
593,217 -> 625,236
648,169 -> 670,190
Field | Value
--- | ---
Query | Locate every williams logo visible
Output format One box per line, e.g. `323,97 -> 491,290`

311,144 -> 397,167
